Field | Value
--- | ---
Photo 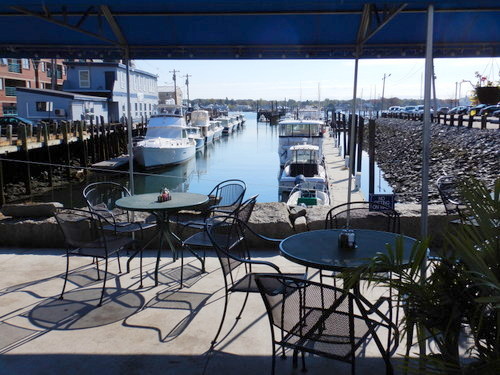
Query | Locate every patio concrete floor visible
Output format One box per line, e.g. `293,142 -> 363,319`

0,247 -> 417,375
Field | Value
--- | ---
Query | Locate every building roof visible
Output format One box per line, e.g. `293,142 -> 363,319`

65,61 -> 157,78
0,1 -> 497,59
16,87 -> 108,101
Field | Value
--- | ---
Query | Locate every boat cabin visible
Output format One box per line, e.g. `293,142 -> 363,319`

287,145 -> 322,177
278,120 -> 324,138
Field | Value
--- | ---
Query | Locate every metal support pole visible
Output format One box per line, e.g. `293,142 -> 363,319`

125,56 -> 135,195
346,54 -> 360,226
420,4 -> 434,360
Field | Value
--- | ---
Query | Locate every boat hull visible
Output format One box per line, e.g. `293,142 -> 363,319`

134,143 -> 195,169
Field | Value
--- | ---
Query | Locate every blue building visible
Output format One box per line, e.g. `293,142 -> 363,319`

63,61 -> 158,123
16,87 -> 108,122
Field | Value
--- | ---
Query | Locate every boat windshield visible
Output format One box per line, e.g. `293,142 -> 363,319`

292,149 -> 319,164
279,123 -> 322,137
146,126 -> 185,139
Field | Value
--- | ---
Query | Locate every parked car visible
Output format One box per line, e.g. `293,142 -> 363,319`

448,106 -> 468,115
0,115 -> 36,135
492,109 -> 500,118
384,106 -> 402,114
437,107 -> 449,114
403,105 -> 417,114
478,105 -> 500,116
468,104 -> 487,116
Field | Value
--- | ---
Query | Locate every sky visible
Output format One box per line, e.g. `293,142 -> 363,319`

135,57 -> 499,102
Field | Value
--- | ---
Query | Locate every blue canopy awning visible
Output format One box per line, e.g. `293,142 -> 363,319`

0,1 -> 498,59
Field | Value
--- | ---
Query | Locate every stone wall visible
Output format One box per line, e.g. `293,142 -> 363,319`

0,202 -> 452,250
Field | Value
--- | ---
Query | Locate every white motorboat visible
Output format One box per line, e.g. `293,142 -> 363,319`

278,119 -> 326,166
211,120 -> 223,140
220,117 -> 233,134
186,126 -> 205,150
279,144 -> 328,193
134,117 -> 196,168
190,110 -> 215,144
286,182 -> 330,207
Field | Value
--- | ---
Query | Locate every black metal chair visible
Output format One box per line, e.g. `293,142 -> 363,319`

324,201 -> 401,233
83,182 -> 156,273
436,175 -> 468,219
179,195 -> 258,288
171,179 -> 246,234
54,208 -> 135,306
206,210 -> 306,346
255,274 -> 398,375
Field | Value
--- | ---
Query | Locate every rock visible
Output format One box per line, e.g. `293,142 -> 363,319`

288,206 -> 307,221
248,202 -> 294,243
1,202 -> 63,218
304,206 -> 332,231
293,215 -> 308,233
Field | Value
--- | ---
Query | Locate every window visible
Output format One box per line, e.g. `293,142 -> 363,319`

22,59 -> 30,69
0,78 -> 3,90
62,65 -> 66,77
36,102 -> 49,111
2,103 -> 17,115
27,81 -> 31,88
79,70 -> 90,88
0,58 -> 7,65
139,103 -> 142,111
41,62 -> 45,72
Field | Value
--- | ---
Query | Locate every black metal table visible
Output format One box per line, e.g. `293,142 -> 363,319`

116,192 -> 209,286
280,229 -> 417,274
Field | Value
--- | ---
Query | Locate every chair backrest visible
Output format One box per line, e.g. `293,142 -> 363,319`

83,182 -> 131,221
436,175 -> 463,215
255,274 -> 396,365
207,216 -> 249,285
54,208 -> 103,249
208,179 -> 246,210
255,274 -> 346,335
325,201 -> 400,233
234,195 -> 258,224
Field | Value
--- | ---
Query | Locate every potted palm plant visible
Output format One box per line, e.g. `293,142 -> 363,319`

344,177 -> 499,373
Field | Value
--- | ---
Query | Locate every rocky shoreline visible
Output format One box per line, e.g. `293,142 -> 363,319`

368,118 -> 499,203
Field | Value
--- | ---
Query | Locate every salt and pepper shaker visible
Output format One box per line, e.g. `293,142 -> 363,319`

338,229 -> 356,249
157,187 -> 171,202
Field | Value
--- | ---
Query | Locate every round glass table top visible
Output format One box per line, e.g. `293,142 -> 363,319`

280,229 -> 417,272
115,192 -> 209,212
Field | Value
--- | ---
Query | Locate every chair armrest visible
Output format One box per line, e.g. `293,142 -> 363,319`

239,221 -> 283,244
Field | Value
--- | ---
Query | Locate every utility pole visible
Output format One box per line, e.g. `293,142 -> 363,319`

170,69 -> 179,105
381,73 -> 391,112
51,59 -> 57,90
184,74 -> 191,109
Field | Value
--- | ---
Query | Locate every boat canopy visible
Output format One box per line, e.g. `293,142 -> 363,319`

191,110 -> 210,126
279,121 -> 323,137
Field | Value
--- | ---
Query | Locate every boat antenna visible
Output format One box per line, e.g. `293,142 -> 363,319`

170,69 -> 179,105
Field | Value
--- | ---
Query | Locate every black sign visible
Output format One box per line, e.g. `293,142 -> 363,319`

369,194 -> 395,211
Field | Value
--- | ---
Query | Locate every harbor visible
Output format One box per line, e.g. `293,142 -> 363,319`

0,3 -> 499,375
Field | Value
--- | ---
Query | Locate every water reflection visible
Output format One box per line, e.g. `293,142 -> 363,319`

133,156 -> 196,193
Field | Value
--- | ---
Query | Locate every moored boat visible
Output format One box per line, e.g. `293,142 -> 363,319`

278,144 -> 328,193
278,119 -> 325,166
134,107 -> 196,168
190,110 -> 215,144
286,181 -> 330,207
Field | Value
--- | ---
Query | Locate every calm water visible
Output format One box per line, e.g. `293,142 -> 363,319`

35,112 -> 390,207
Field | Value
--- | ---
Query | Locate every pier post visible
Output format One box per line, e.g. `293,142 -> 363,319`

480,115 -> 487,130
77,121 -> 88,173
368,119 -> 376,196
450,114 -> 455,126
356,117 -> 364,173
19,125 -> 32,195
458,114 -> 464,127
0,159 -> 4,206
6,125 -> 12,144
468,115 -> 474,128
61,121 -> 71,180
342,118 -> 347,158
90,118 -> 96,163
42,124 -> 53,186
